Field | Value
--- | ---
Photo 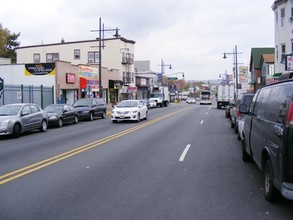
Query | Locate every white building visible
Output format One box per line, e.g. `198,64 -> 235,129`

272,0 -> 293,79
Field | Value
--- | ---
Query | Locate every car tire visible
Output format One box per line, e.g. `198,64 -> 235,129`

101,111 -> 106,119
230,120 -> 235,128
234,124 -> 238,134
242,139 -> 252,162
264,159 -> 281,202
40,120 -> 48,132
12,124 -> 21,138
137,113 -> 140,122
73,115 -> 78,124
112,120 -> 117,123
58,118 -> 63,128
145,111 -> 148,120
89,112 -> 94,121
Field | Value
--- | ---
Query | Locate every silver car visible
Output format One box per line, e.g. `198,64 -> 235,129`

0,103 -> 48,138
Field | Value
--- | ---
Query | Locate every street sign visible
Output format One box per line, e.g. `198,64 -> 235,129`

167,77 -> 178,80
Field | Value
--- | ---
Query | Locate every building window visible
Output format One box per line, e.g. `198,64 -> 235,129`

281,44 -> 286,63
281,8 -> 285,28
46,53 -> 59,62
88,51 -> 99,63
33,53 -> 40,63
74,49 -> 80,59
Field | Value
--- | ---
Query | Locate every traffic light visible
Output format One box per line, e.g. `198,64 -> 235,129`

0,77 -> 3,91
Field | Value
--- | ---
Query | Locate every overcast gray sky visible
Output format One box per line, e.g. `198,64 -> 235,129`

0,0 -> 274,80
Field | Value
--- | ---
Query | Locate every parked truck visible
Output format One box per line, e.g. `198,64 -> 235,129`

150,86 -> 169,107
216,84 -> 234,109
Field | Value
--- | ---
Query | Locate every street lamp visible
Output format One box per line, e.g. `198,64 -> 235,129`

157,59 -> 172,104
223,45 -> 242,99
91,17 -> 119,98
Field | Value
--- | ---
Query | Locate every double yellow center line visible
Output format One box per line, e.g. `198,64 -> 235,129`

0,107 -> 189,185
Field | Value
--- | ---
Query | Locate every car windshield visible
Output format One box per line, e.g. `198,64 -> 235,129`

0,105 -> 22,116
73,99 -> 91,107
117,101 -> 138,108
150,93 -> 162,98
45,105 -> 63,113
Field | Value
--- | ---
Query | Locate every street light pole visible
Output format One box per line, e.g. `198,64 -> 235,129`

223,45 -> 242,99
98,17 -> 102,98
91,17 -> 120,99
158,59 -> 172,106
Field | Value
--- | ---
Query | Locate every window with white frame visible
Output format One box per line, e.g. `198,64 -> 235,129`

33,53 -> 40,63
88,51 -> 99,63
46,53 -> 59,62
74,49 -> 80,59
281,8 -> 285,28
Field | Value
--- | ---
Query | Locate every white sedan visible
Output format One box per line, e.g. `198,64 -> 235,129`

111,100 -> 148,123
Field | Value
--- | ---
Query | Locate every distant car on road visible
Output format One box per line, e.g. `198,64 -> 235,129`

0,103 -> 48,138
44,104 -> 79,127
230,93 -> 254,133
111,100 -> 148,123
140,99 -> 151,109
186,97 -> 196,104
73,98 -> 106,121
149,99 -> 157,108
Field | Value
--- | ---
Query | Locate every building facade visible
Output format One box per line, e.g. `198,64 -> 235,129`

272,0 -> 293,79
16,36 -> 136,103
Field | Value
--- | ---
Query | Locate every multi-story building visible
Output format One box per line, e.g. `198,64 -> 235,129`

272,0 -> 293,79
15,35 -> 136,103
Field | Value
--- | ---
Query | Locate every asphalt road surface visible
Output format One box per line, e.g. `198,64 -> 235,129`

1,102 -> 293,220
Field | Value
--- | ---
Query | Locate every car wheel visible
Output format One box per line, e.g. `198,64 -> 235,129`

137,113 -> 140,122
112,120 -> 117,123
89,112 -> 94,121
242,139 -> 252,162
12,124 -> 21,138
237,132 -> 241,141
145,111 -> 148,120
101,111 -> 106,119
40,120 -> 48,132
58,118 -> 63,128
230,120 -> 235,128
73,115 -> 79,124
264,159 -> 280,202
234,124 -> 238,134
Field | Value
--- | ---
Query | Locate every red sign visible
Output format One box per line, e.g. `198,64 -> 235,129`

66,73 -> 76,83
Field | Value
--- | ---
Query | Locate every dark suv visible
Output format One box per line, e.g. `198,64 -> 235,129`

230,93 -> 254,134
73,98 -> 106,121
240,79 -> 293,202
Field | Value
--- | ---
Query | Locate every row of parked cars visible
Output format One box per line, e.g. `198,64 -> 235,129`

0,97 -> 107,138
226,79 -> 293,202
0,97 -> 153,138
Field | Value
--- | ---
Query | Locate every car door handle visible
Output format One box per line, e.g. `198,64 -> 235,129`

273,124 -> 283,137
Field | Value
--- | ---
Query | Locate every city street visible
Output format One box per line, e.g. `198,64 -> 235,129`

1,102 -> 293,220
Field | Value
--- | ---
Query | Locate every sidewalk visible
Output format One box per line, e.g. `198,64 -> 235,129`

106,103 -> 113,116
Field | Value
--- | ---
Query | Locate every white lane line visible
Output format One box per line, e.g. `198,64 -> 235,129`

208,106 -> 212,110
205,112 -> 208,115
179,144 -> 191,162
200,120 -> 204,124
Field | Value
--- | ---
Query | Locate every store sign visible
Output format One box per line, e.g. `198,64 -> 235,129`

25,63 -> 56,76
66,73 -> 76,83
78,65 -> 98,78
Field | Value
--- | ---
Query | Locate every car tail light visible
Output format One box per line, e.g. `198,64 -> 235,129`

237,111 -> 241,117
286,101 -> 293,126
